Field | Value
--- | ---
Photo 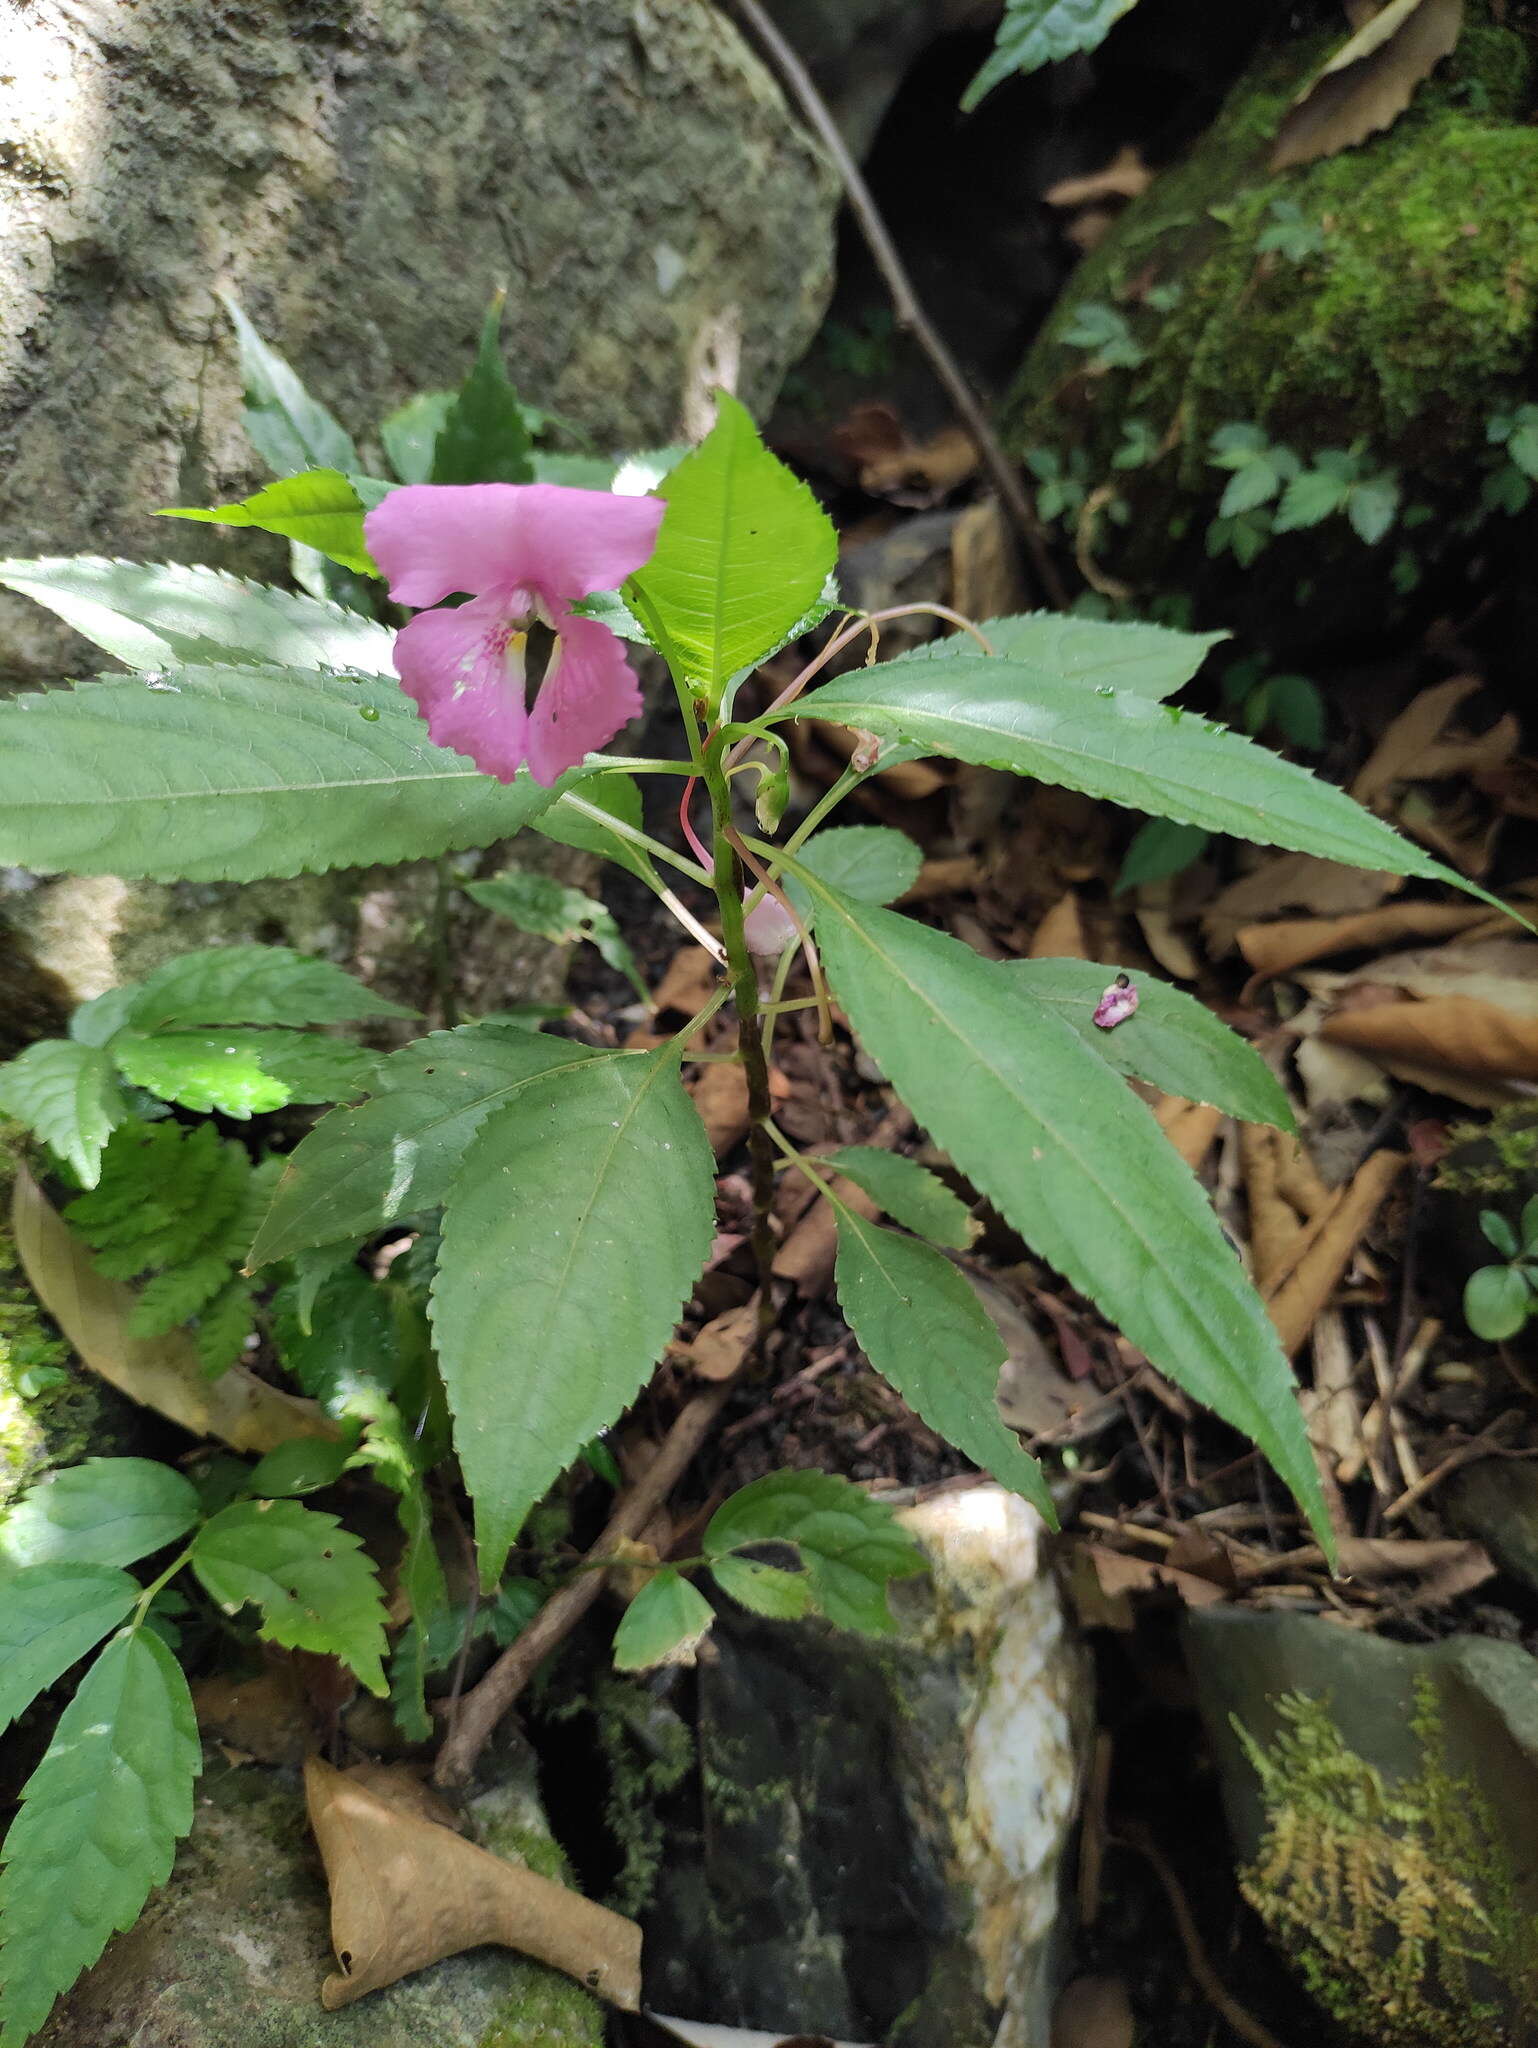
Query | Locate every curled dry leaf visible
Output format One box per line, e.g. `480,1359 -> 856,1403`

1264,1149 -> 1407,1357
833,399 -> 978,505
1030,891 -> 1089,960
1236,899 -> 1492,979
1271,0 -> 1465,171
1044,144 -> 1154,212
304,1756 -> 643,2012
1204,853 -> 1397,957
1313,937 -> 1538,1091
1350,675 -> 1517,808
672,1299 -> 760,1382
1153,1095 -> 1225,1171
11,1164 -> 335,1454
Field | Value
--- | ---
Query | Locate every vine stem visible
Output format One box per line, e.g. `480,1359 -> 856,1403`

725,0 -> 1070,610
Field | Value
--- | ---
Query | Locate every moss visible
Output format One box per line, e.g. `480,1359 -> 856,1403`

590,1676 -> 696,1917
1436,1105 -> 1538,1200
1003,10 -> 1538,580
1236,1681 -> 1538,2045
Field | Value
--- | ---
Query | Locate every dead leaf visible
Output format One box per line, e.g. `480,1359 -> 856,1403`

649,2015 -> 875,2048
833,400 -> 977,505
1330,936 -> 1538,1013
1240,1124 -> 1305,1289
1031,891 -> 1089,960
772,1172 -> 880,1297
673,1300 -> 759,1382
1303,1306 -> 1367,1479
897,856 -> 981,905
688,1060 -> 752,1156
11,1165 -> 336,1455
1350,675 -> 1516,807
1323,995 -> 1538,1083
1265,1150 -> 1407,1356
1271,0 -> 1465,171
950,496 -> 1023,622
1044,144 -> 1154,212
1052,1973 -> 1135,2048
304,1756 -> 642,2011
1154,1097 -> 1225,1170
1081,1541 -> 1230,1609
1205,853 -> 1397,955
192,1665 -> 311,1766
1236,899 -> 1492,978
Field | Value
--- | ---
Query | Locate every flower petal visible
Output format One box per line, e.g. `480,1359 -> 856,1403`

391,594 -> 529,783
365,482 -> 663,608
524,613 -> 643,787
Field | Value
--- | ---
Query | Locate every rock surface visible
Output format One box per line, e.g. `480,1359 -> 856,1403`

0,0 -> 837,682
1186,1608 -> 1538,2046
640,1484 -> 1093,2047
37,1737 -> 605,2048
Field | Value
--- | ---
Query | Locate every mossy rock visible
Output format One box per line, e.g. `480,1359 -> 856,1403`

1002,7 -> 1538,629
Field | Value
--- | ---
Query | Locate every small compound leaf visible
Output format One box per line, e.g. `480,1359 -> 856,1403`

833,1213 -> 1054,1518
963,0 -> 1140,107
112,1028 -> 376,1119
1464,1264 -> 1533,1343
793,826 -> 923,910
160,469 -> 379,577
191,1497 -> 389,1694
611,1569 -> 715,1671
0,1039 -> 128,1186
1002,959 -> 1296,1130
432,1045 -> 716,1584
703,1470 -> 925,1636
0,1457 -> 200,1572
534,776 -> 658,887
0,1630 -> 200,2045
822,1147 -> 974,1248
0,1563 -> 139,1735
125,946 -> 411,1033
709,1554 -> 814,1620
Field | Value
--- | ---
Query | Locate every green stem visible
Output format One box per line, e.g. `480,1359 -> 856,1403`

554,792 -> 712,887
132,1546 -> 194,1628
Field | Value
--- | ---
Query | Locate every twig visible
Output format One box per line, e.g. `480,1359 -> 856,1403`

726,0 -> 1070,610
433,1376 -> 741,1786
1118,1822 -> 1290,2048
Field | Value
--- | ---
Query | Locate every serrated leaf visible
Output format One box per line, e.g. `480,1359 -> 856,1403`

785,880 -> 1332,1551
822,1147 -> 974,1248
0,663 -> 563,883
0,1457 -> 200,1572
431,295 -> 536,485
792,825 -> 922,911
626,391 -> 836,711
467,869 -> 647,1000
0,1040 -> 128,1186
248,1027 -> 605,1267
1464,1263 -> 1533,1343
195,1277 -> 256,1378
0,1629 -> 200,2045
65,1121 -> 249,1277
785,656 -> 1503,909
112,1028 -> 376,1118
709,1554 -> 813,1620
963,0 -> 1139,105
433,1044 -> 715,1585
900,612 -> 1223,698
191,1497 -> 388,1692
249,1435 -> 356,1496
348,1397 -> 448,1739
1270,0 -> 1465,173
219,291 -> 358,475
1116,817 -> 1210,892
125,944 -> 413,1031
0,1564 -> 139,1735
534,777 -> 658,886
611,1569 -> 715,1672
128,1247 -> 241,1337
160,469 -> 381,577
0,558 -> 392,676
1272,467 -> 1353,533
381,391 -> 456,485
1347,475 -> 1400,546
833,1213 -> 1052,1515
271,1265 -> 396,1410
1001,959 -> 1295,1130
703,1469 -> 924,1635
1218,460 -> 1287,519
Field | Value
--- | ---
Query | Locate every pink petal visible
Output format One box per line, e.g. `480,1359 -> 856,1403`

1092,977 -> 1139,1030
365,482 -> 663,608
743,892 -> 799,956
391,594 -> 529,782
523,613 -> 643,787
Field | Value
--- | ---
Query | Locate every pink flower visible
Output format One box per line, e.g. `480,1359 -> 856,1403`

364,483 -> 664,786
1092,973 -> 1139,1030
743,890 -> 800,956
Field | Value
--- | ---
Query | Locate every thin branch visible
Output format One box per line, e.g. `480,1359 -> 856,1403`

1118,1822 -> 1288,2048
727,0 -> 1070,610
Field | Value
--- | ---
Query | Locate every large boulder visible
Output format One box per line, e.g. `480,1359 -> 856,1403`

0,0 -> 839,682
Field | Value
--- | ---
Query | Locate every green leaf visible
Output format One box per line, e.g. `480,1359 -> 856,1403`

219,291 -> 358,475
0,1458 -> 200,1572
1346,475 -> 1400,546
822,1146 -> 974,1248
785,880 -> 1332,1550
128,1247 -> 244,1337
271,1266 -> 396,1412
1001,959 -> 1295,1130
1273,466 -> 1352,533
785,655 -> 1500,905
249,1436 -> 356,1497
467,868 -> 646,1002
1464,1264 -> 1534,1343
65,1121 -> 248,1279
0,662 -> 563,883
0,1564 -> 139,1735
195,1277 -> 257,1379
381,392 -> 455,485
1480,1210 -> 1519,1259
112,1028 -> 376,1119
1116,817 -> 1210,892
900,612 -> 1223,698
1521,1195 -> 1538,1254
611,1568 -> 716,1672
1218,461 -> 1287,519
534,777 -> 658,886
348,1398 -> 449,1738
1059,300 -> 1145,369
703,1469 -> 925,1635
124,945 -> 413,1031
833,1213 -> 1053,1517
190,1497 -> 389,1693
430,296 -> 535,486
793,826 -> 922,909
248,1027 -> 604,1267
1263,674 -> 1326,752
0,558 -> 393,676
709,1554 -> 814,1620
0,1040 -> 128,1187
0,1629 -> 200,2045
626,390 -> 836,710
159,470 -> 380,577
433,1044 -> 716,1584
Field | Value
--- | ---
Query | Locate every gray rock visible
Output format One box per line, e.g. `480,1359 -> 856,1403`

38,1739 -> 605,2048
1186,1608 -> 1538,2045
641,1486 -> 1093,2048
0,0 -> 838,682
1446,1460 -> 1538,1598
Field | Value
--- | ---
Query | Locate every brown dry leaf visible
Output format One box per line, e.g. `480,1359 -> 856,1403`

773,1171 -> 881,1297
897,856 -> 980,905
1132,878 -> 1201,980
1154,1097 -> 1224,1170
1323,995 -> 1538,1083
950,496 -> 1023,622
1265,1150 -> 1407,1356
1236,899 -> 1491,978
1331,935 -> 1538,1013
688,1059 -> 751,1156
652,945 -> 721,1027
1052,1973 -> 1136,2048
192,1666 -> 310,1767
982,1270 -> 1093,1440
1045,144 -> 1153,211
833,400 -> 978,505
1081,1542 -> 1230,1609
304,1757 -> 642,2012
11,1165 -> 336,1455
1239,1124 -> 1305,1289
1271,0 -> 1465,171
674,1300 -> 759,1382
1030,891 -> 1088,960
1303,1306 -> 1366,1480
1204,853 -> 1397,955
1350,675 -> 1516,807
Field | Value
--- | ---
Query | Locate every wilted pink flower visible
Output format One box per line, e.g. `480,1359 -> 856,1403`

1092,973 -> 1139,1030
364,483 -> 664,786
743,890 -> 800,956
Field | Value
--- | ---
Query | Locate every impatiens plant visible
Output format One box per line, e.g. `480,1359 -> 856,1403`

0,308 -> 1521,2039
